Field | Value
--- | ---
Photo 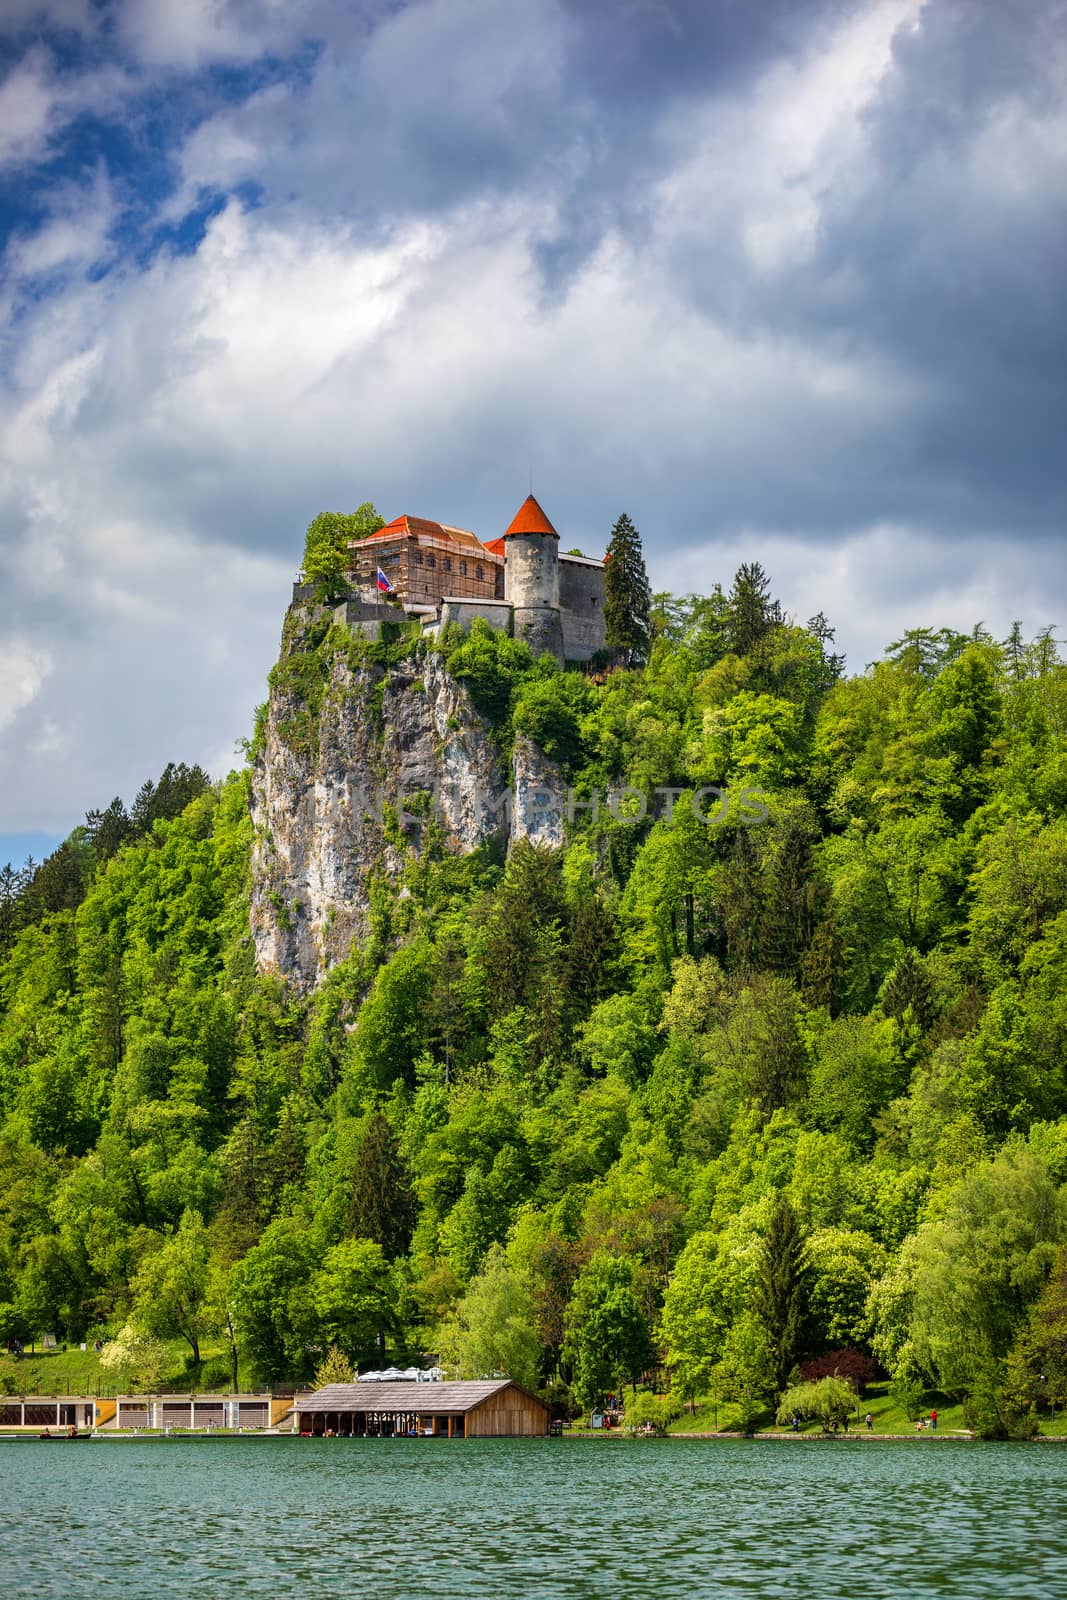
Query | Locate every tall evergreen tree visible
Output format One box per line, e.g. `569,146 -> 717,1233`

85,797 -> 132,861
347,1112 -> 416,1260
758,814 -> 824,976
604,514 -> 651,666
482,842 -> 568,1019
754,1198 -> 812,1395
727,562 -> 778,656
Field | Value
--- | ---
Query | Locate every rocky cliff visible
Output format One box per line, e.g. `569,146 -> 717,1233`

249,610 -> 565,991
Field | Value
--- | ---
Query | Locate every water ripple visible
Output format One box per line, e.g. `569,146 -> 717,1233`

2,1437 -> 1065,1599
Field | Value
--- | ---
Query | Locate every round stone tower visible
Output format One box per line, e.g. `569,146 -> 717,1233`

502,494 -> 564,664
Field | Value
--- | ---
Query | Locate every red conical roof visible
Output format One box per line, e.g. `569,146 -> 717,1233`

503,494 -> 558,538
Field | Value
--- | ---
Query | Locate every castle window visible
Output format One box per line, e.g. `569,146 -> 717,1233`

460,561 -> 468,576
444,557 -> 452,572
475,565 -> 484,581
427,555 -> 436,568
414,552 -> 423,566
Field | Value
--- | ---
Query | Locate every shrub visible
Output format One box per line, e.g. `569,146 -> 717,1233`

799,1349 -> 878,1395
776,1376 -> 856,1432
624,1391 -> 682,1435
314,1345 -> 355,1387
441,621 -> 539,728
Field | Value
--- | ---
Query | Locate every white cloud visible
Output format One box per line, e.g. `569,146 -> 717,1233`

0,49 -> 134,173
0,639 -> 53,733
5,166 -> 116,281
118,0 -> 310,68
0,50 -> 57,169
654,0 -> 919,277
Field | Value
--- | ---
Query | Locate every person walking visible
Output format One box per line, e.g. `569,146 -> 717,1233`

929,1408 -> 938,1432
865,1412 -> 873,1432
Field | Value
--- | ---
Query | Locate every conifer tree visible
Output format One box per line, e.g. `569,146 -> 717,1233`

604,513 -> 651,666
347,1112 -> 416,1260
758,814 -> 824,976
754,1198 -> 812,1395
727,562 -> 778,656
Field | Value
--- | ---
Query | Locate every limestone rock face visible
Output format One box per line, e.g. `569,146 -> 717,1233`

249,618 -> 565,991
510,736 -> 567,849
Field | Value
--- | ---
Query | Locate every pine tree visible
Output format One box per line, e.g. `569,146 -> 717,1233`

758,814 -> 824,976
85,797 -> 131,862
798,914 -> 844,1013
720,825 -> 764,974
604,514 -> 651,666
347,1112 -> 416,1260
561,894 -> 617,1022
754,1198 -> 812,1395
727,562 -> 778,656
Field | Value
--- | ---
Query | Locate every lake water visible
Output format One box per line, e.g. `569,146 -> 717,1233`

1,1436 -> 1064,1599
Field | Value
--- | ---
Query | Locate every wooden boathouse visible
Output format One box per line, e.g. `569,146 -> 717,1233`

296,1380 -> 550,1438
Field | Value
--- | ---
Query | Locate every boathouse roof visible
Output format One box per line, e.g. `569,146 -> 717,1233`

296,1379 -> 536,1415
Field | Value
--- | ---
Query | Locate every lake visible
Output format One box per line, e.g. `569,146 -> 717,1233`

2,1436 -> 1064,1599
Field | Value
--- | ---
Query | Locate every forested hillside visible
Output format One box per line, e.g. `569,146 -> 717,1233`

2,568 -> 1065,1436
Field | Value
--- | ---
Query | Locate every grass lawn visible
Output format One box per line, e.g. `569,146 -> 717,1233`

0,1335 -> 238,1396
668,1383 -> 971,1437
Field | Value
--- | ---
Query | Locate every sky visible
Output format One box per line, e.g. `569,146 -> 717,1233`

0,0 -> 1065,863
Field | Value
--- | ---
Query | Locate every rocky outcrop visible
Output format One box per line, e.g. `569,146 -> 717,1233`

250,615 -> 565,991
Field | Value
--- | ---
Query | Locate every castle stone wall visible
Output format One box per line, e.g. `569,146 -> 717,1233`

439,598 -> 514,633
512,605 -> 565,664
558,555 -> 606,661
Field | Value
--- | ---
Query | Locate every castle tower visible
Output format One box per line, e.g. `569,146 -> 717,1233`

502,494 -> 564,664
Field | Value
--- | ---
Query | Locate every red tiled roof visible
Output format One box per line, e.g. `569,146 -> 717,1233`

352,515 -> 491,555
483,536 -> 506,557
503,494 -> 558,538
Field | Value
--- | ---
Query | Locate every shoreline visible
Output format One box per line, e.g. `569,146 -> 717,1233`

2,1427 -> 1064,1443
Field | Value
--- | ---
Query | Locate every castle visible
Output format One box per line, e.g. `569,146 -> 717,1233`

293,495 -> 606,665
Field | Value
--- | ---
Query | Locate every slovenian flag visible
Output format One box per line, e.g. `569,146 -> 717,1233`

376,567 -> 393,593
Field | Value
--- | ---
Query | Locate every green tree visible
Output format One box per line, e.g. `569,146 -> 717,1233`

658,1230 -> 733,1402
314,1344 -> 355,1386
131,1208 -> 213,1365
905,1145 -> 1065,1393
624,1391 -> 681,1433
346,1113 -> 416,1259
301,504 -> 384,593
775,1375 -> 855,1432
563,1251 -> 653,1410
1005,1242 -> 1067,1415
805,1228 -> 886,1348
310,1237 -> 396,1362
230,1217 -> 316,1382
347,939 -> 436,1093
604,514 -> 651,666
726,562 -> 779,657
441,1243 -> 541,1389
98,1324 -> 170,1391
753,1198 -> 812,1394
